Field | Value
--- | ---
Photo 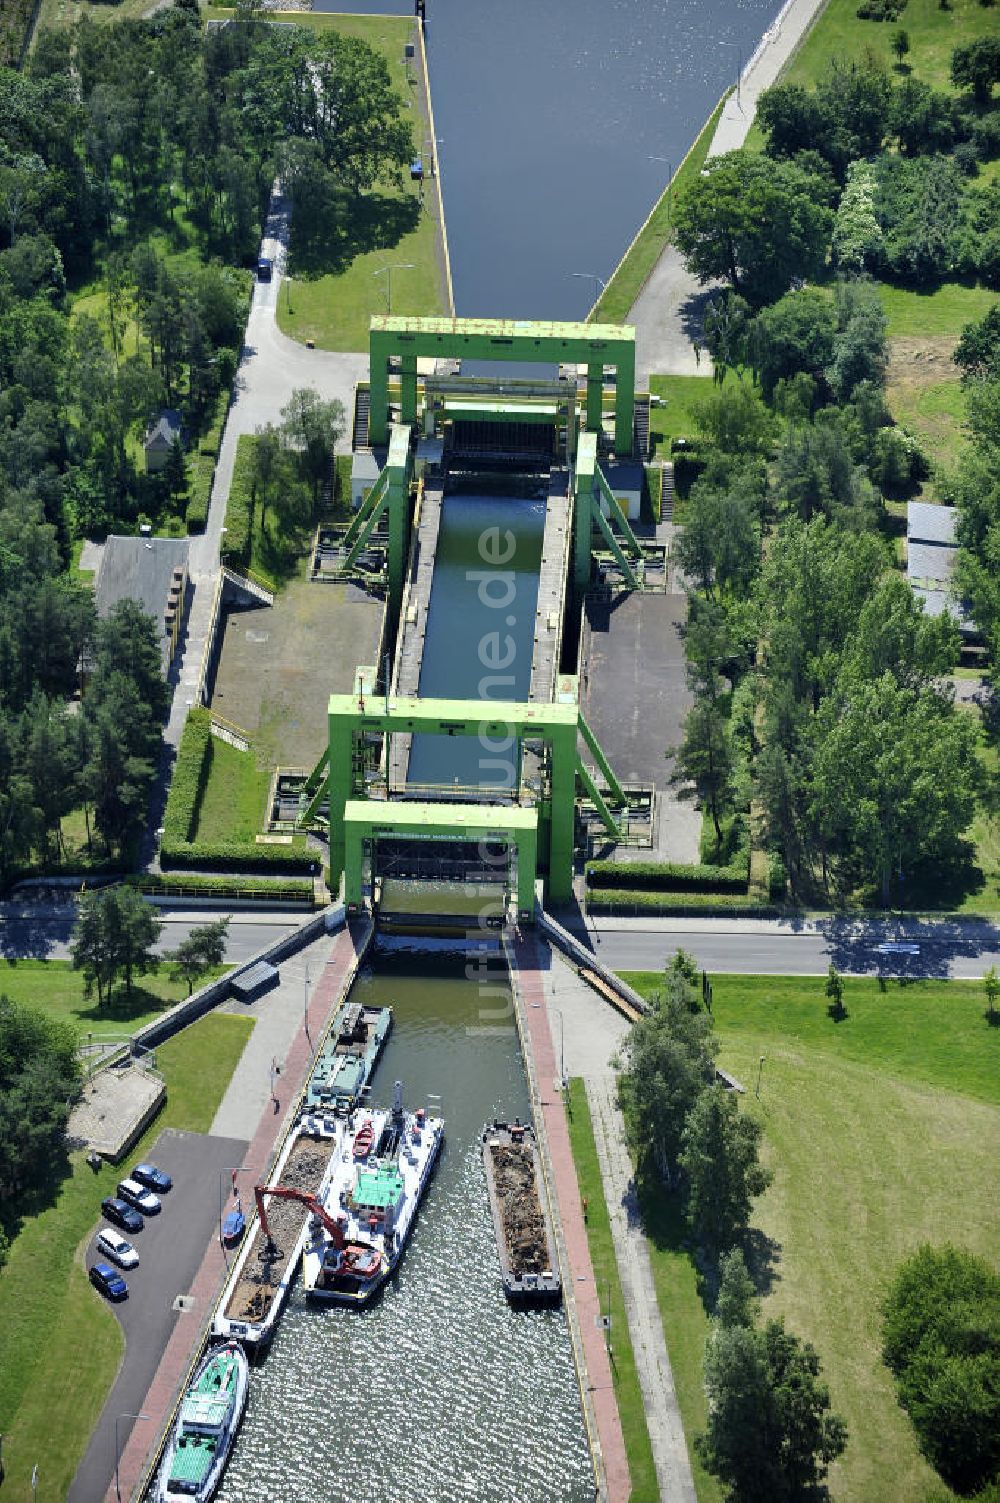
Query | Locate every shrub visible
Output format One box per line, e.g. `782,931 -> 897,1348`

585,859 -> 749,895
220,434 -> 256,566
159,837 -> 317,874
586,888 -> 777,916
883,1245 -> 1000,1494
857,0 -> 907,17
767,850 -> 788,901
163,708 -> 212,843
132,872 -> 313,898
644,463 -> 663,522
186,390 -> 229,535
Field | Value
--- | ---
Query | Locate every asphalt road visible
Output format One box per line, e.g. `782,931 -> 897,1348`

4,902 -> 999,980
70,1128 -> 248,1503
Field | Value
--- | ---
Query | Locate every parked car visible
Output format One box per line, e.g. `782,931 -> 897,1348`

101,1196 -> 144,1234
96,1228 -> 139,1270
256,256 -> 273,282
90,1262 -> 128,1301
132,1162 -> 172,1194
117,1179 -> 161,1215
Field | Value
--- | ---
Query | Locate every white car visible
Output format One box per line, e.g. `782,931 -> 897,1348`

117,1178 -> 161,1216
96,1228 -> 139,1270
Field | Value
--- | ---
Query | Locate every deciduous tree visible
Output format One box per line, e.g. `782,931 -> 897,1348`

679,1086 -> 772,1256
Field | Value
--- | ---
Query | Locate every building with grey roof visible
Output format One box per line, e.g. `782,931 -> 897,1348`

907,501 -> 958,547
94,535 -> 190,671
143,409 -> 182,474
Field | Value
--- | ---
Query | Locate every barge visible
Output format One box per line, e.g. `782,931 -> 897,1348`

212,1115 -> 344,1348
304,1001 -> 392,1117
301,1080 -> 443,1305
482,1119 -> 561,1306
155,1340 -> 248,1503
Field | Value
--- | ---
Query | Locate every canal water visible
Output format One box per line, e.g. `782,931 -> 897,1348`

407,489 -> 546,789
314,0 -> 784,318
219,954 -> 592,1503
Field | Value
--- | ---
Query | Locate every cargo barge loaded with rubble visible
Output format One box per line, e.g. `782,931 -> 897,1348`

212,1117 -> 344,1349
481,1119 -> 562,1306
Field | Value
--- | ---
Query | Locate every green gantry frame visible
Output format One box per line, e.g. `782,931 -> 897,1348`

343,800 -> 538,916
338,423 -> 413,605
573,431 -> 646,596
369,315 -> 636,456
303,680 -> 627,909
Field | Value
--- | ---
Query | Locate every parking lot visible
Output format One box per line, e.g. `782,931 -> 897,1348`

70,1127 -> 248,1503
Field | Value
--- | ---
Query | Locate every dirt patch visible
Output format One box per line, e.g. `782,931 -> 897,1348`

889,335 -> 959,375
887,335 -> 967,475
211,578 -> 385,770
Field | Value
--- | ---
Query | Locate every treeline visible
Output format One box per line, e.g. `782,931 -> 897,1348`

952,305 -> 1000,662
674,45 -> 1000,309
0,597 -> 170,885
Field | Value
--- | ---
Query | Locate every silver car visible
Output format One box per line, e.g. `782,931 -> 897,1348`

95,1228 -> 140,1269
116,1178 -> 161,1216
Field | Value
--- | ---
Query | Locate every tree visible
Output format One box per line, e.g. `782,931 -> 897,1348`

615,960 -> 717,1184
883,1244 -> 1000,1494
985,965 -> 999,1022
672,150 -> 833,308
0,996 -> 80,1207
679,1086 -> 772,1257
252,422 -> 282,531
168,917 -> 230,995
71,886 -> 163,1004
716,1247 -> 758,1329
831,162 -> 883,274
950,37 -> 1000,106
279,387 -> 345,507
750,288 -> 837,401
954,305 -> 1000,384
811,673 -> 981,904
892,28 -> 910,67
824,963 -> 846,1021
671,692 -> 735,845
698,1318 -> 848,1502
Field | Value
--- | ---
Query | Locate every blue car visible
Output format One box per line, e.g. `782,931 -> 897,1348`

90,1261 -> 128,1301
101,1196 -> 144,1234
132,1162 -> 172,1193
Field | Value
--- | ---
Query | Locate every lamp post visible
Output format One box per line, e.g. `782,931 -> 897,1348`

571,271 -> 606,307
285,274 -> 292,314
373,263 -> 415,315
552,1006 -> 566,1089
303,962 -> 312,1048
114,1412 -> 150,1503
425,135 -> 444,178
756,1054 -> 766,1099
648,154 -> 674,220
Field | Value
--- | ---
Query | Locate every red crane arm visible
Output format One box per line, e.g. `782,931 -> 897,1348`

253,1182 -> 345,1249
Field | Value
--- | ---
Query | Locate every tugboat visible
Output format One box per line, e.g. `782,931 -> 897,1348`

301,1081 -> 443,1305
482,1118 -> 562,1306
156,1340 -> 248,1502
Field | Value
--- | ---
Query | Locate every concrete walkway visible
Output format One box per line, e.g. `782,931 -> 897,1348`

106,919 -> 371,1503
587,1076 -> 698,1503
628,0 -> 828,381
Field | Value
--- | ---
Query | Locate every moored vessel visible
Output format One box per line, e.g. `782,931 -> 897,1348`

302,1080 -> 443,1305
482,1118 -> 561,1306
304,1002 -> 393,1117
156,1340 -> 248,1503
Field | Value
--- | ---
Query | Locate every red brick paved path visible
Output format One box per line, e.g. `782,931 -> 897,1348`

108,921 -> 370,1503
510,931 -> 631,1503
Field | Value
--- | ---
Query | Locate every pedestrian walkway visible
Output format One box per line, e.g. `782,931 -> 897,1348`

107,919 -> 371,1503
587,1076 -> 698,1503
509,931 -> 631,1503
627,0 -> 827,380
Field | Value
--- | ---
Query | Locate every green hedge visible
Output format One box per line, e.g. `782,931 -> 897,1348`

132,872 -> 313,898
163,708 -> 212,843
587,888 -> 778,916
159,837 -> 317,874
585,859 -> 749,895
220,433 -> 255,565
186,391 -> 230,535
644,464 -> 662,524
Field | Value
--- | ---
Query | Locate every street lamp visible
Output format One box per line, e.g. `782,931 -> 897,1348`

571,271 -> 606,305
303,962 -> 312,1047
425,135 -> 444,178
552,1006 -> 566,1089
114,1412 -> 150,1503
648,154 -> 674,219
285,274 -> 292,314
756,1054 -> 766,1099
373,263 -> 415,315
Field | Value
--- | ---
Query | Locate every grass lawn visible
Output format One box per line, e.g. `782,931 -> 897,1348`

0,959 -> 230,1042
32,0 -> 154,36
242,10 -> 450,352
648,371 -> 738,457
194,737 -> 271,844
565,1080 -> 660,1503
617,972 -> 1000,1503
886,344 -> 967,474
594,95 -> 729,326
878,283 -> 998,340
0,1010 -> 254,1503
781,0 -> 1000,94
